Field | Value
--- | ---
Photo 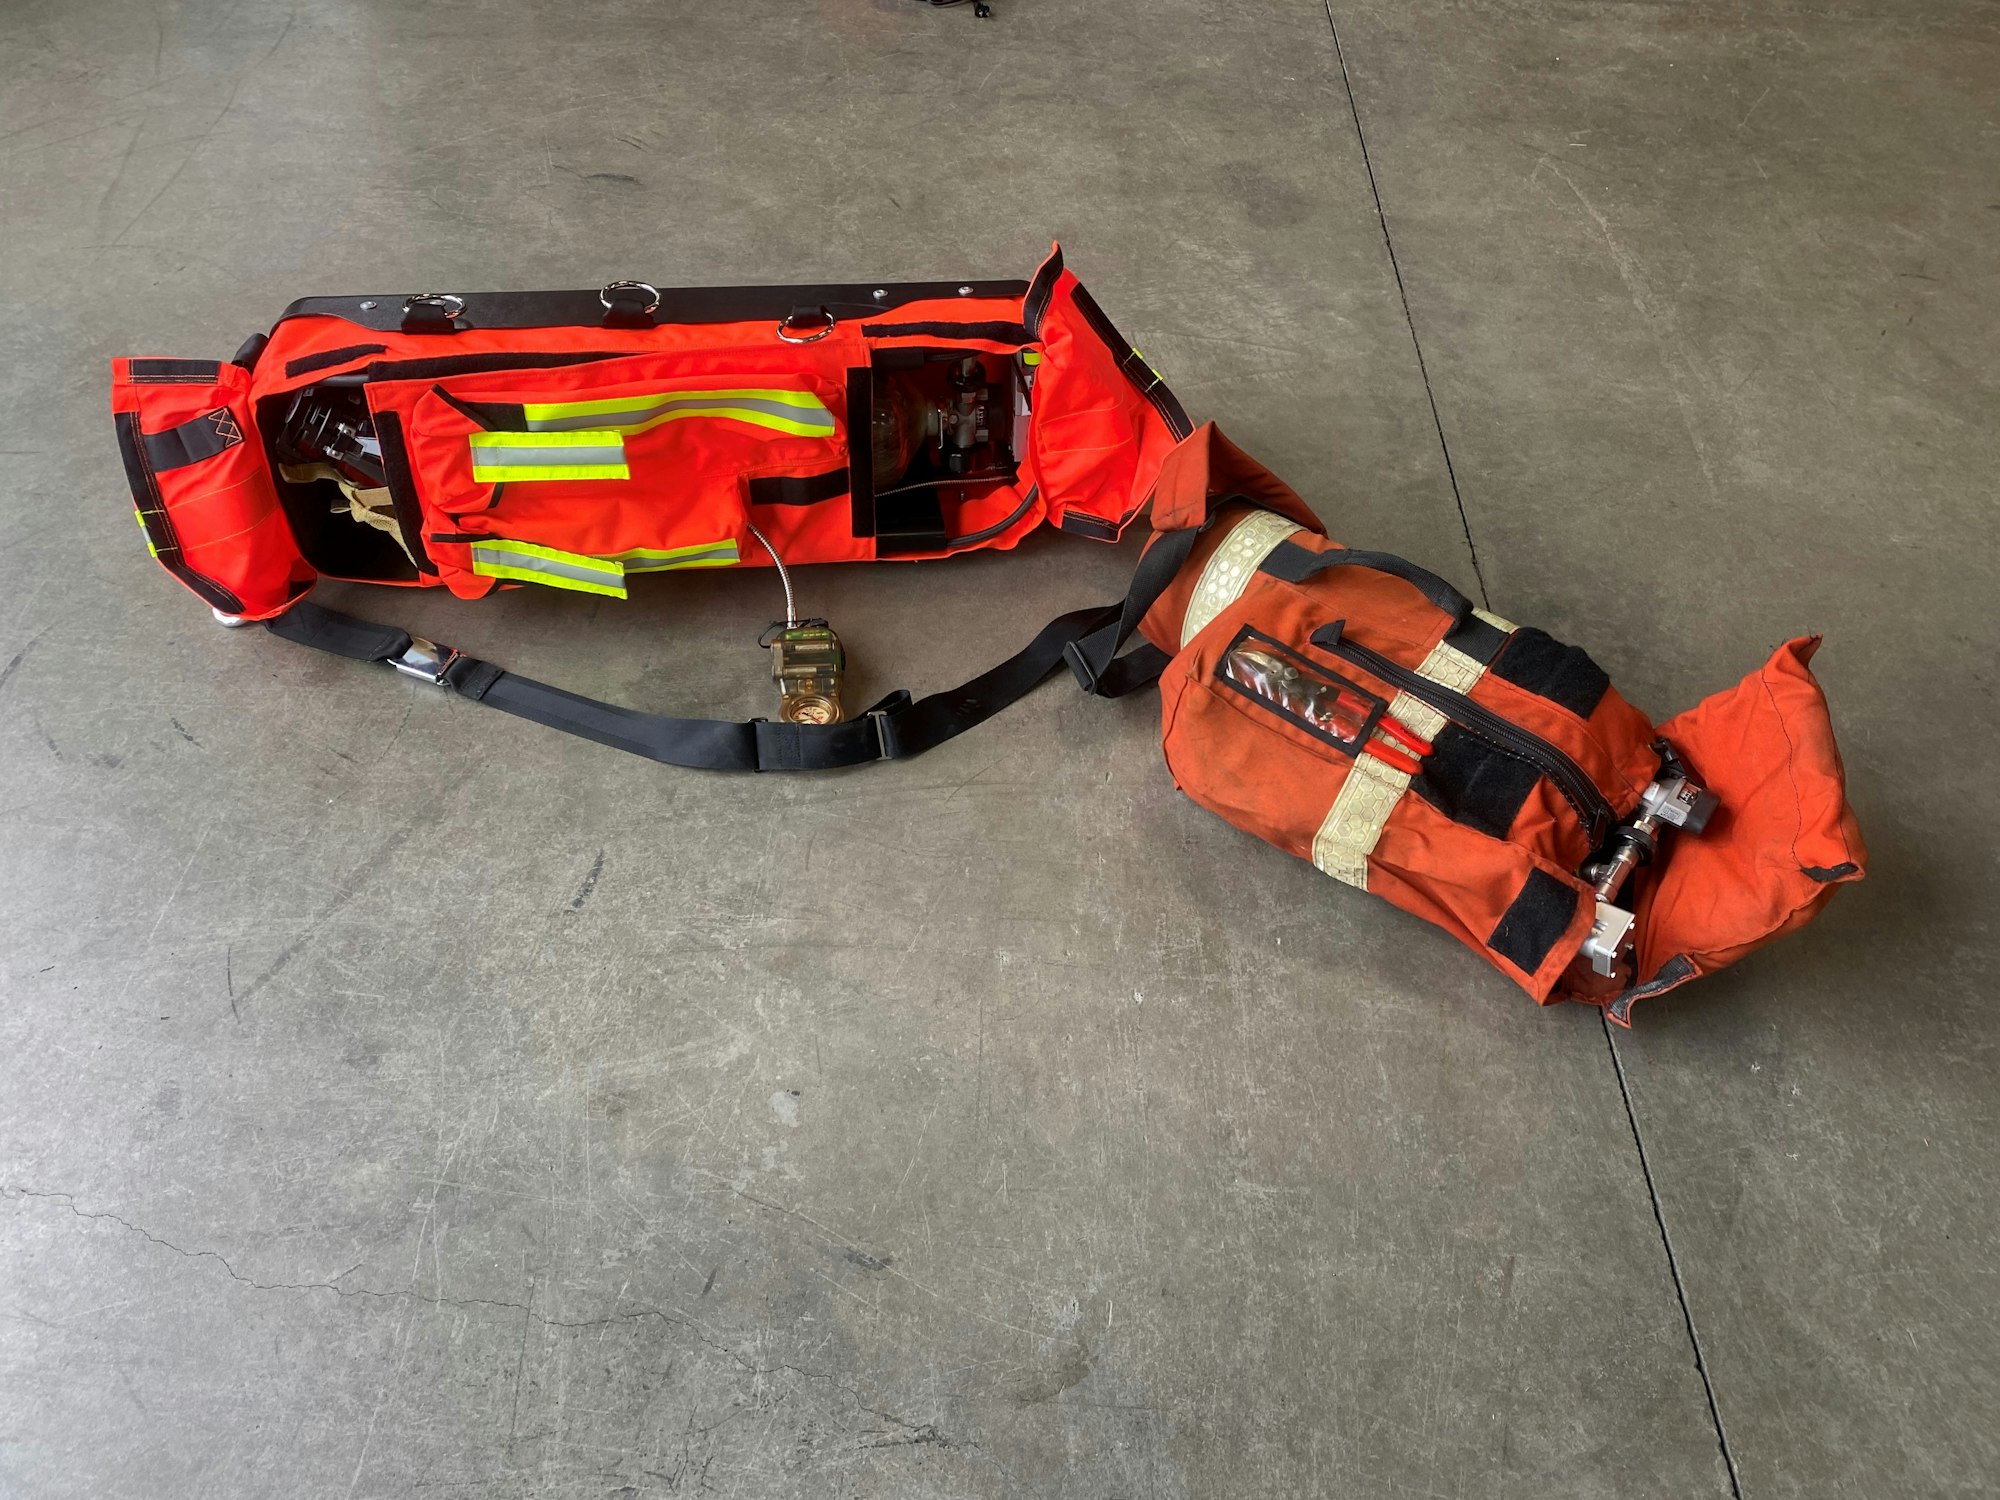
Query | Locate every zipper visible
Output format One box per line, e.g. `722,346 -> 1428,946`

1312,626 -> 1614,844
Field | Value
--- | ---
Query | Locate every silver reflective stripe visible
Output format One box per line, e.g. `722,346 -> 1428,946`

469,442 -> 624,468
469,542 -> 625,595
620,543 -> 740,572
1180,509 -> 1304,646
526,395 -> 835,434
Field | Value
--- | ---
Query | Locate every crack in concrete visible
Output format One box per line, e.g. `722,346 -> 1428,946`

2,1185 -> 950,1445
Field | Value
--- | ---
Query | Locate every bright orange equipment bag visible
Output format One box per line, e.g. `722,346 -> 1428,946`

111,246 -> 1187,620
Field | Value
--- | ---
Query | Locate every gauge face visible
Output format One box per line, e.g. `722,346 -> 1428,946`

782,696 -> 840,726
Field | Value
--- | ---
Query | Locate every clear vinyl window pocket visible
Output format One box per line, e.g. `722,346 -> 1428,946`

1215,626 -> 1386,756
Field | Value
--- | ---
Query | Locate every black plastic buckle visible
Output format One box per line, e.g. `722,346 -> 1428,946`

1063,640 -> 1101,693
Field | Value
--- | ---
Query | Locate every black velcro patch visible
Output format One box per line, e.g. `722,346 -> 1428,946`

1490,627 -> 1611,718
1413,724 -> 1543,839
1487,868 -> 1583,976
142,408 -> 244,472
749,469 -> 849,507
127,358 -> 223,384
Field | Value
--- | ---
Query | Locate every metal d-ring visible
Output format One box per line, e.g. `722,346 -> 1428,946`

402,291 -> 465,321
600,279 -> 661,314
776,308 -> 836,344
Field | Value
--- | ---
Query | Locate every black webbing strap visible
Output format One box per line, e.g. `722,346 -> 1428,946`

1060,521 -> 1203,697
266,592 -> 1130,772
262,499 -> 1247,771
1258,539 -> 1474,629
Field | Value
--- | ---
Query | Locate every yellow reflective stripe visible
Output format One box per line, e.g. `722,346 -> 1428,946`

470,540 -> 627,598
1020,351 -> 1044,366
526,388 -> 828,420
612,539 -> 741,572
637,404 -> 833,438
467,430 -> 628,482
134,510 -> 157,556
520,388 -> 837,439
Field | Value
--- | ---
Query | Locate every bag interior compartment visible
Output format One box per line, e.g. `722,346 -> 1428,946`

258,381 -> 421,583
850,347 -> 1028,555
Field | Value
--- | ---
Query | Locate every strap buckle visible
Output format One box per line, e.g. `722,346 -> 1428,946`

389,635 -> 461,686
1063,639 -> 1100,693
867,707 -> 894,759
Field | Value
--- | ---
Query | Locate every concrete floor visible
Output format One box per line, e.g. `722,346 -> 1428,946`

1,0 -> 1994,1495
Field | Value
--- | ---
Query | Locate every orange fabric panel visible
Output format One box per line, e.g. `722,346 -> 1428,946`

1617,636 -> 1867,1015
110,358 -> 312,618
1135,429 -> 1861,1019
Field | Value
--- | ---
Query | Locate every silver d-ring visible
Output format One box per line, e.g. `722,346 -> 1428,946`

402,292 -> 465,321
600,279 -> 660,314
777,310 -> 835,344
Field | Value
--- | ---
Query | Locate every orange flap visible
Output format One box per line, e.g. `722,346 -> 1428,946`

1149,423 -> 1324,534
1615,636 -> 1865,1021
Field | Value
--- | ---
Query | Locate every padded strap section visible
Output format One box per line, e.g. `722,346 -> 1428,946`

1260,539 -> 1474,629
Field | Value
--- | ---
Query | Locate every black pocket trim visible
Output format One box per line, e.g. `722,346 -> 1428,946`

143,408 -> 246,472
431,385 -> 520,431
860,321 -> 1033,344
371,411 -> 437,576
1214,624 -> 1385,757
361,350 -> 624,384
1802,862 -> 1859,883
1023,248 -> 1063,335
115,411 -> 244,613
285,343 -> 390,378
127,358 -> 224,384
947,484 -> 1038,550
1066,283 -> 1194,440
1487,868 -> 1582,976
1057,512 -> 1119,541
846,367 -> 876,539
748,468 -> 848,507
1490,627 -> 1610,719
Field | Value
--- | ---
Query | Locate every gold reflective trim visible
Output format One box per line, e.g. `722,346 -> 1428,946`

1180,509 -> 1303,647
1309,646 -> 1501,887
1413,639 -> 1486,696
1312,752 -> 1411,889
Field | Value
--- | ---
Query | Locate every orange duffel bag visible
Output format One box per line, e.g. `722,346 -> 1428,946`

1068,425 -> 1864,1023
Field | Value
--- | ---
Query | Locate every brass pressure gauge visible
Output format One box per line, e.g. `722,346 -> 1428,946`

769,622 -> 845,725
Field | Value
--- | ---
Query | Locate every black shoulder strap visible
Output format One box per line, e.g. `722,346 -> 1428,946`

263,518 -> 1206,771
